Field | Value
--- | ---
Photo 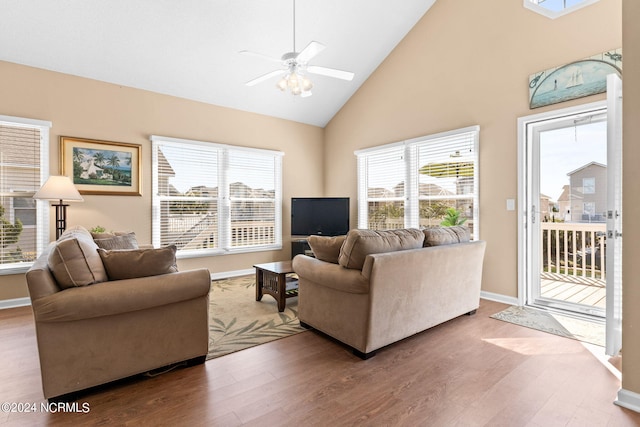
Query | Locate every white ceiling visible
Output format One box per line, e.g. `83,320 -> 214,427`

0,0 -> 436,127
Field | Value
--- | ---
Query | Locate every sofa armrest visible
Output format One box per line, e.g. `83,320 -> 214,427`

26,243 -> 61,301
292,255 -> 369,294
32,268 -> 211,322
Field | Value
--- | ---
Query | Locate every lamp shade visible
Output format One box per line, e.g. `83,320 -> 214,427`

33,176 -> 84,202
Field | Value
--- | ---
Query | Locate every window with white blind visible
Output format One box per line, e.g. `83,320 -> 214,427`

0,115 -> 51,273
356,126 -> 479,239
151,135 -> 283,257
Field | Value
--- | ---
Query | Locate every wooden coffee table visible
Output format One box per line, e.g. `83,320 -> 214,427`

254,261 -> 298,312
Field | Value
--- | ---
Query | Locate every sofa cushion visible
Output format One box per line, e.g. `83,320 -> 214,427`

423,226 -> 471,247
338,228 -> 425,270
47,226 -> 108,289
98,245 -> 178,280
94,232 -> 139,250
307,235 -> 346,264
91,230 -> 133,239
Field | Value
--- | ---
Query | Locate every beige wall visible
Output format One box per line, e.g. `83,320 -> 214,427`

3,0 -> 640,401
324,0 -> 621,298
0,60 -> 324,300
622,0 -> 640,396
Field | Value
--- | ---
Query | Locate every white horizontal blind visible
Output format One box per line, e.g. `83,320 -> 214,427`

152,136 -> 282,257
227,149 -> 282,249
357,145 -> 406,230
356,126 -> 479,238
153,140 -> 220,255
416,128 -> 478,238
0,115 -> 51,272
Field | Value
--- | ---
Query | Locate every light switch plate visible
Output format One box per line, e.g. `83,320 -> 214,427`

506,199 -> 515,211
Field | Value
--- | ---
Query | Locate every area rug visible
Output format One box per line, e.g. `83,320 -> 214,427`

491,305 -> 605,347
207,275 -> 306,359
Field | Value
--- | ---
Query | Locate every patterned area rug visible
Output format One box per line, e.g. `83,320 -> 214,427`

491,305 -> 605,347
207,275 -> 306,359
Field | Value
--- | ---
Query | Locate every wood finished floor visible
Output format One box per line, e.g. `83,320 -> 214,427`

1,300 -> 639,426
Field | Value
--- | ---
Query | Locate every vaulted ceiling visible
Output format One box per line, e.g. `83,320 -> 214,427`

0,0 -> 436,127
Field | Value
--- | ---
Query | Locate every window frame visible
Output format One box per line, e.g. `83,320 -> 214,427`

523,0 -> 600,19
582,177 -> 596,194
0,114 -> 51,275
151,135 -> 283,259
355,126 -> 479,239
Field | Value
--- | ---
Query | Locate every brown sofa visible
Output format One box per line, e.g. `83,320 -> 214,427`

292,227 -> 486,358
25,226 -> 211,400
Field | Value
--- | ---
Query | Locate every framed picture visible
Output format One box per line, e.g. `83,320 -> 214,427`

60,136 -> 142,196
528,48 -> 622,109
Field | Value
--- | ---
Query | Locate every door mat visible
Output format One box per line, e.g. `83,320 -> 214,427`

491,305 -> 605,347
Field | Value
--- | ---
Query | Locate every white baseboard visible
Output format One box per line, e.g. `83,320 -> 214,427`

210,268 -> 254,281
480,291 -> 519,306
0,297 -> 31,310
615,388 -> 640,413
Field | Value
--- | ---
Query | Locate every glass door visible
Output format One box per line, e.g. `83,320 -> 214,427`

605,74 -> 622,356
527,106 -> 609,318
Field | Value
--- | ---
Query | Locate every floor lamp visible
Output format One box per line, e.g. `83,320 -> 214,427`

33,176 -> 84,239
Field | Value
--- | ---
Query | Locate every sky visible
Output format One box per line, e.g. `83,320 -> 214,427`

536,0 -> 588,12
539,120 -> 607,201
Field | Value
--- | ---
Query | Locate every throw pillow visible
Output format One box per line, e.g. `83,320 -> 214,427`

338,228 -> 425,270
98,245 -> 178,280
307,235 -> 346,264
48,227 -> 108,289
422,226 -> 471,247
94,233 -> 139,250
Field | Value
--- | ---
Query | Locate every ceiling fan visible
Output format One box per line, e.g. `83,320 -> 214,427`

240,0 -> 354,97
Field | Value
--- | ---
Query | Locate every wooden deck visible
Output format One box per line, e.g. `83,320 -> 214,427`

541,272 -> 606,309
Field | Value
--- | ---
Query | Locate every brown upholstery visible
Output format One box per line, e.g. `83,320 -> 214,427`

293,228 -> 486,357
338,228 -> 424,270
307,235 -> 345,264
423,225 -> 471,247
98,245 -> 178,280
25,227 -> 210,400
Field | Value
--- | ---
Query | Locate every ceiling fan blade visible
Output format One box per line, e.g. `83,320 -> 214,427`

239,50 -> 283,64
296,41 -> 325,64
307,66 -> 355,81
245,70 -> 285,87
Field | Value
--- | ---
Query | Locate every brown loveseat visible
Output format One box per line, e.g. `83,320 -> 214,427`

292,227 -> 486,359
26,226 -> 211,400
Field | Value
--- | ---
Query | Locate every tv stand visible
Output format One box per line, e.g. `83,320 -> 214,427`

291,238 -> 313,259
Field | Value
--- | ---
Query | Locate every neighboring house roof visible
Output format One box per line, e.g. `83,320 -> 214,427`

557,185 -> 570,202
567,161 -> 607,176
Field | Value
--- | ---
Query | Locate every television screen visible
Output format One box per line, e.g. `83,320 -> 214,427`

291,197 -> 350,236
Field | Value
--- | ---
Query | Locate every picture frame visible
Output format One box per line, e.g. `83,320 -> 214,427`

60,136 -> 142,196
528,48 -> 622,109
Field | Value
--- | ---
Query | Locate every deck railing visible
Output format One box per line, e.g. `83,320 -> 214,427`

540,222 -> 606,280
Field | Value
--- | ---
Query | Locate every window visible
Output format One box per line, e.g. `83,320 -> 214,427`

0,115 -> 51,273
523,0 -> 600,19
583,202 -> 596,215
151,135 -> 283,257
356,126 -> 479,239
583,177 -> 595,194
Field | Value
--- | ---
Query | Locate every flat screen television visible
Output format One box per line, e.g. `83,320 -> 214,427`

291,197 -> 350,236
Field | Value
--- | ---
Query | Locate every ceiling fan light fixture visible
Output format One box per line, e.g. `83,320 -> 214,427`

275,70 -> 312,96
288,72 -> 300,89
301,76 -> 313,91
241,0 -> 351,98
276,77 -> 288,91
